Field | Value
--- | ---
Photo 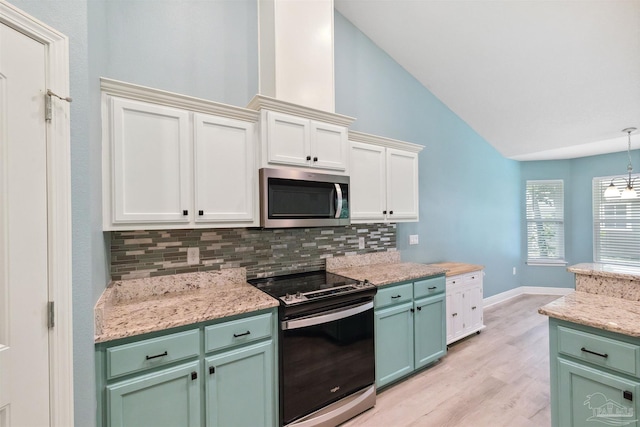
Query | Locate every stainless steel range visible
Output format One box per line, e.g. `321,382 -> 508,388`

249,271 -> 377,427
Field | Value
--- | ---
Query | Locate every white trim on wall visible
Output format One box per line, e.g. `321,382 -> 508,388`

483,286 -> 574,309
0,2 -> 74,426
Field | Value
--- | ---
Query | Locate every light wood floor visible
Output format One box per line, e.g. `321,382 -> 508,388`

342,294 -> 559,427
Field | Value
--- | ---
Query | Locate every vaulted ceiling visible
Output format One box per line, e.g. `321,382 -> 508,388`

335,0 -> 640,160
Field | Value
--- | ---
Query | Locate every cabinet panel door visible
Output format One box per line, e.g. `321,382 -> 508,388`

386,148 -> 418,221
414,294 -> 446,369
558,358 -> 640,427
206,340 -> 275,427
445,291 -> 455,344
375,302 -> 414,388
468,283 -> 484,331
448,288 -> 465,341
111,97 -> 191,224
194,113 -> 255,223
266,111 -> 310,167
310,122 -> 348,171
349,142 -> 386,222
107,361 -> 201,427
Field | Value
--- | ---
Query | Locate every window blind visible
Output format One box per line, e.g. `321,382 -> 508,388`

593,175 -> 640,266
526,180 -> 565,263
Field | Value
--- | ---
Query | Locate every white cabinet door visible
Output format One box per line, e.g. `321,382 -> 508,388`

310,122 -> 348,171
194,113 -> 256,223
467,275 -> 484,331
386,148 -> 419,222
111,97 -> 191,224
448,287 -> 465,341
349,142 -> 386,222
265,111 -> 310,167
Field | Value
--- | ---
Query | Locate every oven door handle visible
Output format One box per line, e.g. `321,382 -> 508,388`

282,301 -> 373,330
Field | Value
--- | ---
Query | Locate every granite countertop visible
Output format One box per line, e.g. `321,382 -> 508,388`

428,262 -> 484,277
326,252 -> 446,287
568,262 -> 640,281
94,269 -> 278,343
538,292 -> 640,337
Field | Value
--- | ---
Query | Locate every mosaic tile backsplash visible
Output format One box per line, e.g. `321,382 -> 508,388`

110,224 -> 397,281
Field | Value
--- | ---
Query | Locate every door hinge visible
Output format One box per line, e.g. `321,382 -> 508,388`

48,301 -> 55,329
45,89 -> 72,122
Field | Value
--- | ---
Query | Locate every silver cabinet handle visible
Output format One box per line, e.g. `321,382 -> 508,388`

334,183 -> 343,219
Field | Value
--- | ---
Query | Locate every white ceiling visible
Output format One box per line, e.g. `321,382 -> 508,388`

335,0 -> 640,161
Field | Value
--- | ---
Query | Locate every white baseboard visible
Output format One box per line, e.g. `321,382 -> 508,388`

483,286 -> 573,308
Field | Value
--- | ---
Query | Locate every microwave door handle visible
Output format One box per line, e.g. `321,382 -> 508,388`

334,183 -> 343,219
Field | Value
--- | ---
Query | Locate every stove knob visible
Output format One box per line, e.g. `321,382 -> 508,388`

295,291 -> 302,299
364,279 -> 370,286
284,293 -> 292,301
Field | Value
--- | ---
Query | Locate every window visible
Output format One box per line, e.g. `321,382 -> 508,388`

593,175 -> 640,266
526,180 -> 565,264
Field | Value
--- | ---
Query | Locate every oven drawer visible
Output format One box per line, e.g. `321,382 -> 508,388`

106,329 -> 199,380
375,283 -> 413,309
413,275 -> 445,298
558,325 -> 640,376
205,312 -> 273,353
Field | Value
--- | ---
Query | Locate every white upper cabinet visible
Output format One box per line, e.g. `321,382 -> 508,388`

102,79 -> 259,230
349,132 -> 423,223
110,97 -> 192,225
194,113 -> 255,223
386,148 -> 419,221
350,142 -> 386,222
264,111 -> 348,172
247,95 -> 355,175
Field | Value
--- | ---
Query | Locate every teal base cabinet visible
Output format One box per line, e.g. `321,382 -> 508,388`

96,309 -> 278,427
549,318 -> 640,427
374,275 -> 446,389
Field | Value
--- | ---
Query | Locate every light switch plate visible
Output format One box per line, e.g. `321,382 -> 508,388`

187,247 -> 200,265
409,235 -> 419,245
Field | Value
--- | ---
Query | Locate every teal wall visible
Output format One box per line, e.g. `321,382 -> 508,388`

334,12 -> 522,297
521,150 -> 640,288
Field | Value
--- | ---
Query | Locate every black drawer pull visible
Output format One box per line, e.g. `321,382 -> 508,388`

198,210 -> 204,216
182,210 -> 188,216
390,295 -> 402,299
410,308 -> 415,313
209,366 -> 215,375
581,347 -> 608,358
191,371 -> 198,381
428,286 -> 437,290
452,313 -> 458,317
383,210 -> 387,215
145,351 -> 168,360
472,306 -> 477,310
416,306 -> 422,311
306,155 -> 311,161
624,390 -> 633,401
313,157 -> 318,162
389,210 -> 394,215
233,331 -> 251,338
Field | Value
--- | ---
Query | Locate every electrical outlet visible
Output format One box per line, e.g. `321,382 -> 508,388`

358,237 -> 365,249
513,267 -> 517,275
187,247 -> 200,265
409,235 -> 419,245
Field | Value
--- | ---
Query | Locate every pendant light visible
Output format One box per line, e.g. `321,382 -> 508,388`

604,127 -> 637,199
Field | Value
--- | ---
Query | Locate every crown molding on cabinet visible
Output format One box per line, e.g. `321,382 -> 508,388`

100,78 -> 260,122
348,130 -> 424,153
247,94 -> 355,127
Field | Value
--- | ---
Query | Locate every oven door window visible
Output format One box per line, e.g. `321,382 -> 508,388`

281,306 -> 374,425
268,178 -> 348,219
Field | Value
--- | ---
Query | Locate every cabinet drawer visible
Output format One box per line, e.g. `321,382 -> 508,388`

463,271 -> 482,285
375,283 -> 413,309
106,329 -> 199,380
414,276 -> 445,298
558,326 -> 640,376
205,313 -> 272,353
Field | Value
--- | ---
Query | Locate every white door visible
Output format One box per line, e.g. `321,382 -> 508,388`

265,111 -> 310,167
193,113 -> 256,224
310,122 -> 348,171
386,148 -> 419,221
349,141 -> 386,222
0,23 -> 51,426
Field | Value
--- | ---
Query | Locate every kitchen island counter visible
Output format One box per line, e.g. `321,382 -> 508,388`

94,268 -> 278,343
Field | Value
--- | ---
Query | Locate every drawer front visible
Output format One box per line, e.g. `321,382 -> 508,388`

205,312 -> 273,353
414,275 -> 445,299
107,329 -> 200,380
375,283 -> 413,309
446,275 -> 464,288
463,271 -> 482,285
558,326 -> 640,376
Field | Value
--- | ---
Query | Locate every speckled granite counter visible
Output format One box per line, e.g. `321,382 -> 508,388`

538,292 -> 640,337
428,262 -> 484,277
326,252 -> 446,286
95,269 -> 278,343
539,263 -> 640,337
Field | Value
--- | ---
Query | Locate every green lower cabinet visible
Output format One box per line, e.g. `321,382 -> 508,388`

205,340 -> 275,427
414,294 -> 446,370
558,358 -> 640,427
107,361 -> 201,427
375,302 -> 414,388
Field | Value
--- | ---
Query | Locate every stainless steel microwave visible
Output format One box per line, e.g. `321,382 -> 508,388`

259,168 -> 350,228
